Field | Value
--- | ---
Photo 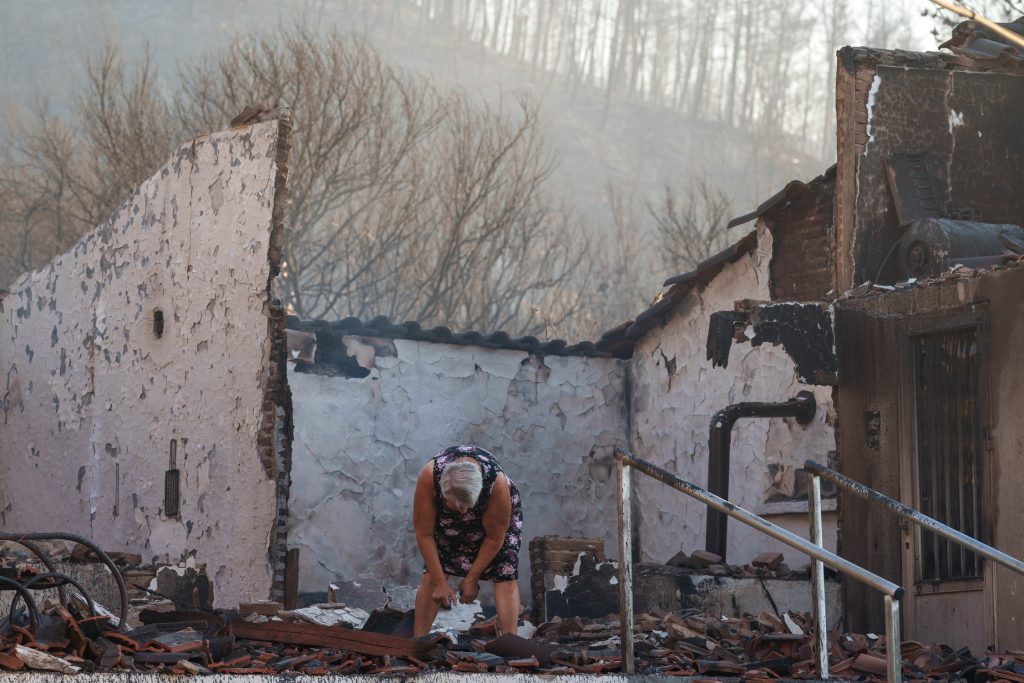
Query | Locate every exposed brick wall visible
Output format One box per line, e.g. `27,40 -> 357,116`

764,176 -> 835,302
259,115 -> 294,603
266,299 -> 295,603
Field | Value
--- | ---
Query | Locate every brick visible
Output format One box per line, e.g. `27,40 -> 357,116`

751,552 -> 784,570
665,551 -> 689,568
240,601 -> 284,616
688,550 -> 722,567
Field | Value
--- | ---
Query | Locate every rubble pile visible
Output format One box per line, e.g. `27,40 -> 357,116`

0,590 -> 1016,680
0,537 -> 1013,679
665,549 -> 805,579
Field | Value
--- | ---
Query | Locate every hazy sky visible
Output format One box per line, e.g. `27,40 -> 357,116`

1,0 -> 937,122
0,0 -> 944,221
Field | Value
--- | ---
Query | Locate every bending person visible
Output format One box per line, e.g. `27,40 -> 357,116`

412,445 -> 523,637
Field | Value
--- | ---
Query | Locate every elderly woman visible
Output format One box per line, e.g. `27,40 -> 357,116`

412,445 -> 523,637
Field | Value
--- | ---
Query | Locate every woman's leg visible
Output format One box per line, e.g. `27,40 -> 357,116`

414,572 -> 443,637
492,579 -> 521,635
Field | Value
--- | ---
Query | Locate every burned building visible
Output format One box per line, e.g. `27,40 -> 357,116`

0,18 -> 1021,659
699,23 -> 1024,651
281,218 -> 838,609
830,40 -> 1024,651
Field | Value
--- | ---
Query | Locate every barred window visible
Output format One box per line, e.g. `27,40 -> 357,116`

913,327 -> 984,581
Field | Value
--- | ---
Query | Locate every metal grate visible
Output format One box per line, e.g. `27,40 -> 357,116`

913,327 -> 983,581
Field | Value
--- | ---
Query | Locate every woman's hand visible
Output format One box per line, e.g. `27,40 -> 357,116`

431,579 -> 458,608
458,576 -> 480,603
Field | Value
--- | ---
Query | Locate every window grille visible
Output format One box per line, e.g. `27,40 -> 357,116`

913,327 -> 983,581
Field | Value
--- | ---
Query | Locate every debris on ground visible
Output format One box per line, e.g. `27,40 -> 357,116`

0,536 -> 1010,678
0,584 -> 1014,680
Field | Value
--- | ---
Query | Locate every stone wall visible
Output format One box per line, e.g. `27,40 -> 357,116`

0,119 -> 290,608
628,227 -> 837,568
286,336 -> 629,601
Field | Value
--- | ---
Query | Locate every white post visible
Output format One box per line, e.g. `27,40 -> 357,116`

884,594 -> 902,683
616,460 -> 635,674
807,472 -> 829,679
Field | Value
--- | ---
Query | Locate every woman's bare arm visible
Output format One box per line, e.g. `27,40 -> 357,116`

413,463 -> 448,590
460,474 -> 511,600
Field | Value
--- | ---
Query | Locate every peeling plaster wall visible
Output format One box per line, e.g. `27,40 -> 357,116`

0,121 -> 288,608
629,227 -> 837,568
287,339 -> 628,599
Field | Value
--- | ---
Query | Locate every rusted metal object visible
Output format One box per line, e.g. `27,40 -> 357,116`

897,219 -> 1024,280
615,446 -> 909,681
0,532 -> 128,629
8,571 -> 97,626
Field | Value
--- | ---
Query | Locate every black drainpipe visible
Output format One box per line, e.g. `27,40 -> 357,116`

705,391 -> 816,560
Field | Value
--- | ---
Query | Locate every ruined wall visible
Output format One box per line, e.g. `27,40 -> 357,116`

835,265 -> 1024,649
765,177 -> 835,302
287,338 -> 628,600
833,305 -> 904,633
0,119 -> 290,608
980,267 -> 1024,651
835,49 -> 1024,290
629,227 -> 837,568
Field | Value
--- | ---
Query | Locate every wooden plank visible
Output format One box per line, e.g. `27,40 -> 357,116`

284,548 -> 300,610
228,620 -> 435,658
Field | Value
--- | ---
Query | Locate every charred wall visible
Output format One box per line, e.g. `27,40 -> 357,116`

833,306 -> 904,633
835,264 -> 1024,648
834,49 -> 1024,291
0,118 -> 292,609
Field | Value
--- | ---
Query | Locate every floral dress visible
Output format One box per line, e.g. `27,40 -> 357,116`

431,445 -> 523,582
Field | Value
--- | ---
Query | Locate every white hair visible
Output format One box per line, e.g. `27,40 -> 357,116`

440,461 -> 483,511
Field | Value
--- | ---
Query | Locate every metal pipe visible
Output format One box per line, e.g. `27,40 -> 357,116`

616,461 -> 635,674
9,572 -> 98,625
16,540 -> 68,606
0,576 -> 39,632
807,473 -> 829,679
707,391 -> 816,558
614,449 -> 903,598
885,595 -> 902,682
0,532 -> 129,628
804,460 -> 1024,577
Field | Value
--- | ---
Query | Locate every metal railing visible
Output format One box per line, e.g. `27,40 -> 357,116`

804,458 -> 1024,586
614,448 -> 905,681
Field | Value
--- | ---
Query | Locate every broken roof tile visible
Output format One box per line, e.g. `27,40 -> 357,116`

596,230 -> 759,358
286,316 -> 610,360
726,166 -> 836,230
